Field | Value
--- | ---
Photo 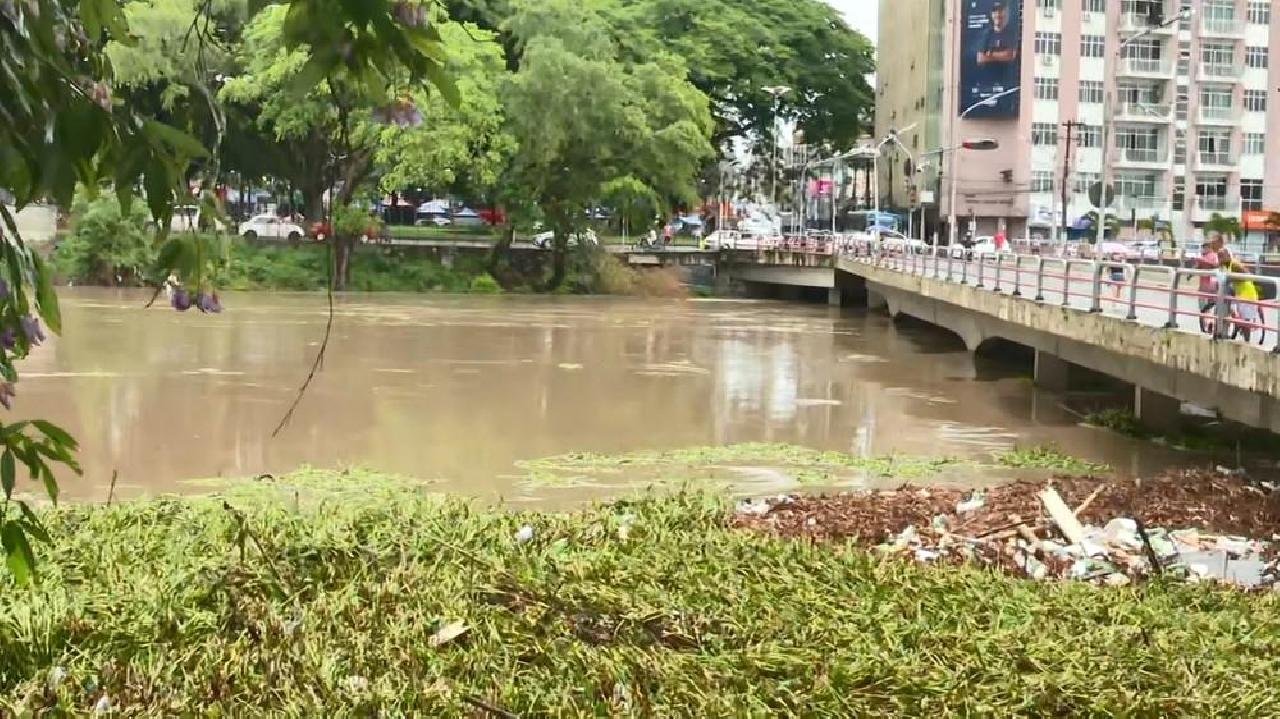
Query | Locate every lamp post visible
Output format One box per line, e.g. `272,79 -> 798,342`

948,87 -> 1021,249
1096,8 -> 1191,246
872,126 -> 919,239
763,85 -> 791,213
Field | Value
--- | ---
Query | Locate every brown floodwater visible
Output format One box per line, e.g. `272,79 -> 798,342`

11,289 -> 1227,504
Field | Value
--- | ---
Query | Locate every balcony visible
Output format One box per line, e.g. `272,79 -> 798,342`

1196,150 -> 1238,171
1197,105 -> 1239,126
1201,17 -> 1246,38
1199,63 -> 1244,82
1114,147 -> 1169,169
1119,57 -> 1175,78
1120,8 -> 1175,34
1192,195 -> 1241,222
1115,193 -> 1169,214
1116,102 -> 1174,123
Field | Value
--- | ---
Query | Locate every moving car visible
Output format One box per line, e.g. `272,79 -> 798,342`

239,214 -> 307,241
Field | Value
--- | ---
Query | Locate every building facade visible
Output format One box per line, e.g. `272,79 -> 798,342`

877,0 -> 1279,246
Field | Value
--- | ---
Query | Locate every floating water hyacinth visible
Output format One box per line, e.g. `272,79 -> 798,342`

20,316 -> 44,345
171,288 -> 192,312
195,292 -> 223,314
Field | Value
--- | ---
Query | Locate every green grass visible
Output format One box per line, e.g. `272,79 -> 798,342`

221,243 -> 496,293
1,468 -> 1278,716
1085,409 -> 1280,454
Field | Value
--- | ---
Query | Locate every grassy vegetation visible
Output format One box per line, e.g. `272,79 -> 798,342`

1085,409 -> 1280,454
992,445 -> 1112,475
220,243 -> 499,293
1,468 -> 1278,716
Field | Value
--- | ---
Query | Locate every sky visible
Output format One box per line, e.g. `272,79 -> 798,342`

826,0 -> 878,42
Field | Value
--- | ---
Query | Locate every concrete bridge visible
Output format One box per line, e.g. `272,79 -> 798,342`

717,239 -> 1280,434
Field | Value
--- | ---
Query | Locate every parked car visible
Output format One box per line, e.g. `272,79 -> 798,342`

451,207 -> 485,227
532,229 -> 599,249
414,212 -> 452,227
240,214 -> 307,241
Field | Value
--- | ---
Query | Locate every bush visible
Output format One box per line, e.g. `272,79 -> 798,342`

53,195 -> 156,285
468,273 -> 502,294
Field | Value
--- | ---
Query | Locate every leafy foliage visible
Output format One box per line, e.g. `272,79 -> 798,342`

54,195 -> 157,286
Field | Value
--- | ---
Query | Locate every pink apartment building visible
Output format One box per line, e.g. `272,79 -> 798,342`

877,0 -> 1279,247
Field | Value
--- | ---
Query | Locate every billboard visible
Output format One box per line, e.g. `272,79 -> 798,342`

958,0 -> 1023,118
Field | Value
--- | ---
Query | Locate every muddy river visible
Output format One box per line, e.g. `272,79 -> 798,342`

12,290 -> 1223,503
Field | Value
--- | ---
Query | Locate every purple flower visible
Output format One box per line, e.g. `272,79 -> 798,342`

0,382 -> 16,410
20,316 -> 44,345
1,328 -> 16,351
195,292 -> 223,314
171,288 -> 192,312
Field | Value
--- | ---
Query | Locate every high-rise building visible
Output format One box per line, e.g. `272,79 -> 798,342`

877,0 -> 1280,247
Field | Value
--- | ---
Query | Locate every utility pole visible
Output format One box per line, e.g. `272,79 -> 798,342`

1060,120 -> 1082,245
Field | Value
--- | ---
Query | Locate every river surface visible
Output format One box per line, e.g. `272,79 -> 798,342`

13,290 -> 1220,504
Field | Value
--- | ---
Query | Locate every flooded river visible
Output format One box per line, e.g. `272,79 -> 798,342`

15,290 -> 1214,503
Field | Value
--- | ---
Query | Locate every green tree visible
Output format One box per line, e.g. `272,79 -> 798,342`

502,0 -> 714,288
55,195 -> 158,285
1205,212 -> 1243,242
221,5 -> 490,288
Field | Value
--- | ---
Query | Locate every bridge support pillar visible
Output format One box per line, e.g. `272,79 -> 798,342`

1033,351 -> 1073,392
867,289 -> 887,310
827,287 -> 842,307
1135,386 -> 1182,434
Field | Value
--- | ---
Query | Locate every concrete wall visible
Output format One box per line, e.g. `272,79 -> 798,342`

837,258 -> 1280,432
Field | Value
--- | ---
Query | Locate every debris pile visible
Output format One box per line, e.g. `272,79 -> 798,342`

732,468 -> 1280,589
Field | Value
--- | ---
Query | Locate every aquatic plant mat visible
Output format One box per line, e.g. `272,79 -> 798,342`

3,468 -> 1280,716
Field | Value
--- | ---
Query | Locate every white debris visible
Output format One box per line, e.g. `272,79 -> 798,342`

93,696 -> 112,714
515,525 -> 535,544
955,491 -> 986,514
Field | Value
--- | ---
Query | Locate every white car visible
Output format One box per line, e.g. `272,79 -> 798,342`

239,214 -> 307,241
532,229 -> 599,249
414,212 -> 451,227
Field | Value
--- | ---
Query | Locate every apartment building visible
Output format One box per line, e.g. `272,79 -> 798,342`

877,0 -> 1280,245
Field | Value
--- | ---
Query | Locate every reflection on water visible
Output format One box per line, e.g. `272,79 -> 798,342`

14,289 -> 1209,503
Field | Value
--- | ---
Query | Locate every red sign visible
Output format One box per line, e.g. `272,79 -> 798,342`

809,179 -> 833,197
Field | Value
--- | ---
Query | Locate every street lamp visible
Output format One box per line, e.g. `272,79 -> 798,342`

871,124 -> 919,239
763,85 -> 791,213
1096,7 -> 1192,246
947,87 -> 1020,249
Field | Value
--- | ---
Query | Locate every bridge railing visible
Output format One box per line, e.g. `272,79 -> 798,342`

837,236 -> 1280,352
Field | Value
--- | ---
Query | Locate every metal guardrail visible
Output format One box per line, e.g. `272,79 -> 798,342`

830,237 -> 1280,353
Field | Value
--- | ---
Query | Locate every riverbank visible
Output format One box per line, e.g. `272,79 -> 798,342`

3,466 -> 1279,716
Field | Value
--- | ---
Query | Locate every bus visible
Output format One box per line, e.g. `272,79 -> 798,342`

844,211 -> 899,234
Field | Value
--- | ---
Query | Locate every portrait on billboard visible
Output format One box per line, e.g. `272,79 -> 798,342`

959,0 -> 1023,118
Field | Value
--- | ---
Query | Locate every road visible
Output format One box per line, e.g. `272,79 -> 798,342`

855,252 -> 1280,353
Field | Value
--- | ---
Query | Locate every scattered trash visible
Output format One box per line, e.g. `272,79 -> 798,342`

955,490 -> 986,514
429,620 -> 469,649
732,468 -> 1280,590
93,696 -> 112,714
515,525 -> 535,544
47,666 -> 66,691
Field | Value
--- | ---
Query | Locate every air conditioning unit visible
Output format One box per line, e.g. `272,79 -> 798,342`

1039,55 -> 1058,67
1040,7 -> 1058,19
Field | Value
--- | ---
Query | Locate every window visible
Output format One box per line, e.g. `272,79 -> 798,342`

1244,89 -> 1267,112
1077,124 -> 1102,148
1031,171 -> 1055,193
1201,42 -> 1235,68
1175,92 -> 1188,121
1179,2 -> 1192,30
1074,172 -> 1100,196
1079,80 -> 1104,104
1172,178 -> 1186,211
1248,1 -> 1271,25
1082,0 -> 1104,11
1200,87 -> 1233,118
1035,32 -> 1062,56
1037,0 -> 1061,9
1116,174 -> 1159,201
1174,130 -> 1187,165
1080,35 -> 1105,58
1246,47 -> 1269,69
1116,128 -> 1163,161
1032,123 -> 1058,146
1198,130 -> 1233,163
1245,133 -> 1266,155
1035,78 -> 1059,100
1242,179 -> 1264,211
